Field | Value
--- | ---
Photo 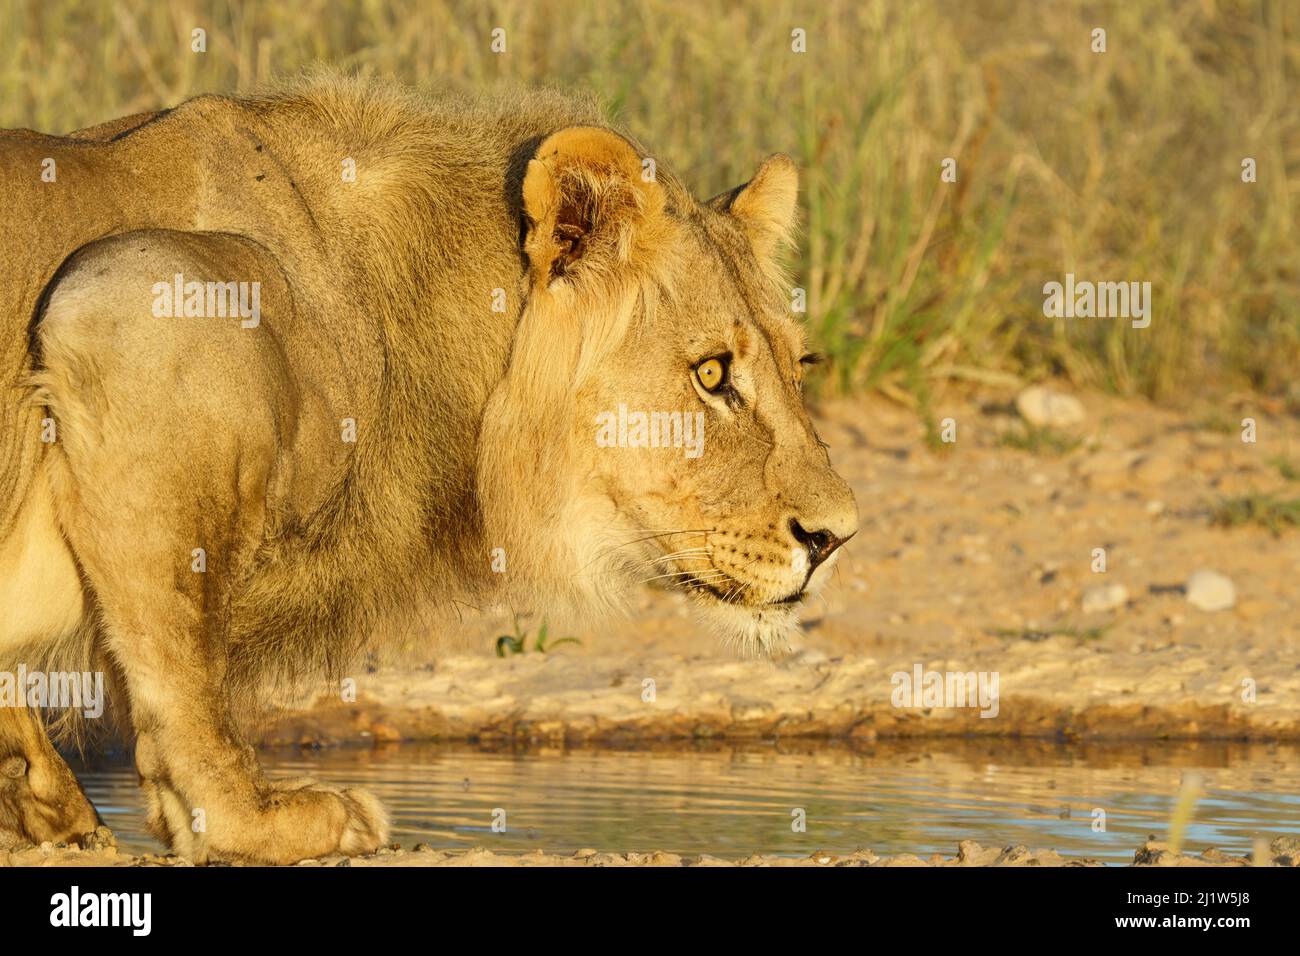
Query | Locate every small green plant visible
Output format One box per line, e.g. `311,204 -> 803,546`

992,624 -> 1109,643
1193,413 -> 1238,435
996,424 -> 1082,457
1211,494 -> 1300,536
1268,456 -> 1300,482
495,614 -> 582,657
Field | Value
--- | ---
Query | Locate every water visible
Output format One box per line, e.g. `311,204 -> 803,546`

71,740 -> 1300,864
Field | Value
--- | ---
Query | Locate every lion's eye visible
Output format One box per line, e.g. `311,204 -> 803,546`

695,357 -> 727,393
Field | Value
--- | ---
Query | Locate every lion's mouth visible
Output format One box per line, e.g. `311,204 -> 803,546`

679,572 -> 805,609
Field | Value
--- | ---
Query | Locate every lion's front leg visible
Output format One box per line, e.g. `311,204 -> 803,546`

73,540 -> 387,864
79,530 -> 388,865
131,704 -> 387,865
60,477 -> 387,867
36,233 -> 387,864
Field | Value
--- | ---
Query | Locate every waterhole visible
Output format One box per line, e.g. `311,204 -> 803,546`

72,739 -> 1300,863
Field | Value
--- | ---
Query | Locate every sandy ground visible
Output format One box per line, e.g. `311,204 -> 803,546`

6,828 -> 1298,867
258,388 -> 1300,746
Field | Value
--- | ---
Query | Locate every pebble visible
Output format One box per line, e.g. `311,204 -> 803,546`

1081,583 -> 1129,614
1016,385 -> 1085,428
1185,570 -> 1236,611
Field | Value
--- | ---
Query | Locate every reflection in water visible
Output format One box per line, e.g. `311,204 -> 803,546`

71,739 -> 1300,864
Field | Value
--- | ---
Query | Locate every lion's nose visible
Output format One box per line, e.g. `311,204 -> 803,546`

789,519 -> 851,572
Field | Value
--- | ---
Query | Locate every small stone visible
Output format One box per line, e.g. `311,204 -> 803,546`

1185,569 -> 1236,611
992,844 -> 1034,866
1270,835 -> 1300,866
1081,583 -> 1128,614
1133,841 -> 1173,865
1016,386 -> 1085,428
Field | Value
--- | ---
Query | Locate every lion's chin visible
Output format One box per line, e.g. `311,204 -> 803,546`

692,594 -> 802,658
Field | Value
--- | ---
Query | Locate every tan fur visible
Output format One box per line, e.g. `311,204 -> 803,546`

0,75 -> 857,862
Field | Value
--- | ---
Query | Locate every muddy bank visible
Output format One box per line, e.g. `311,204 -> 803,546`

254,647 -> 1300,747
7,832 -> 1297,867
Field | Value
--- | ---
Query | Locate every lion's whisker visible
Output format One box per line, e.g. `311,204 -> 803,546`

577,528 -> 714,573
638,569 -> 730,587
625,549 -> 714,575
635,547 -> 712,567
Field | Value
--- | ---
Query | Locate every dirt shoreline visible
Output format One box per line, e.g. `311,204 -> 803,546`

7,833 -> 1297,867
253,647 -> 1300,748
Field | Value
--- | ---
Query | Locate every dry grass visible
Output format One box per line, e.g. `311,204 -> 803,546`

2,0 -> 1296,405
1211,492 -> 1300,533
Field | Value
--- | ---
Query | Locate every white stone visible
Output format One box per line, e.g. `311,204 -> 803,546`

1015,385 -> 1086,428
1185,570 -> 1236,612
1082,583 -> 1129,614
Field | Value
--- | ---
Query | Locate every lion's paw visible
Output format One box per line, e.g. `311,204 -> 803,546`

236,778 -> 389,864
145,772 -> 389,865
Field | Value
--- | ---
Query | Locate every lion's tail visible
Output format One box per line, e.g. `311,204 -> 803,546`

0,140 -> 48,543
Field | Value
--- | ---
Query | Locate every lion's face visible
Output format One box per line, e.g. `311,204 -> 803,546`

576,208 -> 857,651
484,127 -> 857,652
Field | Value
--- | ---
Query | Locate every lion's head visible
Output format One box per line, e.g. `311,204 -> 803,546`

478,125 -> 857,653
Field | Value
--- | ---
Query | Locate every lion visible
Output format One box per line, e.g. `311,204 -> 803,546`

0,76 -> 858,864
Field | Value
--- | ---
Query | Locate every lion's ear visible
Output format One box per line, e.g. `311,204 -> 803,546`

521,126 -> 663,287
709,154 -> 799,260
